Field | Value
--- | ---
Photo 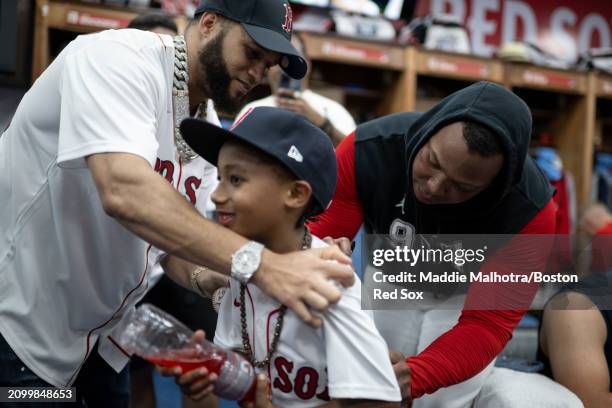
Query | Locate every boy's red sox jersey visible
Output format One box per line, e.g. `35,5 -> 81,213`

215,237 -> 401,407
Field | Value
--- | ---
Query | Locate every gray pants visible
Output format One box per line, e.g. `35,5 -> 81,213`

373,298 -> 495,408
373,303 -> 582,408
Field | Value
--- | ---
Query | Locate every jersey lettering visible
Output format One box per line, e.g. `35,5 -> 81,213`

154,158 -> 174,183
316,386 -> 330,401
294,367 -> 318,400
155,158 -> 202,205
272,357 -> 327,401
273,356 -> 293,393
316,368 -> 330,401
184,176 -> 202,205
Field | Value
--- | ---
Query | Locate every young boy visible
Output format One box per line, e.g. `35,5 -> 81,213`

179,107 -> 401,407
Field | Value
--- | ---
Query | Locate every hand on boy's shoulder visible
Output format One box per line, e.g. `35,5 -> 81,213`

310,236 -> 360,307
254,243 -> 354,327
312,235 -> 358,286
322,236 -> 353,256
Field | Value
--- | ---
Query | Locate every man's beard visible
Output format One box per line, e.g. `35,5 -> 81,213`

198,31 -> 246,116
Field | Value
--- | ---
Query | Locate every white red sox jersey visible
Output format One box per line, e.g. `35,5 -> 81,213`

100,96 -> 220,374
141,98 -> 220,285
0,28 -> 218,386
214,237 -> 401,407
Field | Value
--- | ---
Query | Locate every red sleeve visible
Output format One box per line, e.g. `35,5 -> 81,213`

596,221 -> 612,235
592,221 -> 612,271
407,198 -> 557,398
309,132 -> 364,240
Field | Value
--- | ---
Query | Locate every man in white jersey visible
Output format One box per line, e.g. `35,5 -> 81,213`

0,1 -> 354,406
177,107 -> 400,407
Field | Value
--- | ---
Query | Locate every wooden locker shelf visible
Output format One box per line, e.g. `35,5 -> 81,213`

44,2 -> 137,32
414,49 -> 504,83
595,73 -> 612,100
594,73 -> 612,155
301,32 -> 405,122
505,63 -> 587,94
504,64 -> 593,207
32,0 -> 186,81
301,32 -> 405,71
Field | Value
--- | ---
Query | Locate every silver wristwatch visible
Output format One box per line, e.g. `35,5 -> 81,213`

231,241 -> 264,284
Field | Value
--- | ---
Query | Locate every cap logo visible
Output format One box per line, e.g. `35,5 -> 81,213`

287,145 -> 303,162
231,107 -> 254,130
282,3 -> 293,33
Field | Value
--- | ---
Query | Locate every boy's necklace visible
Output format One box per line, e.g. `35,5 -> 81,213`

239,228 -> 312,369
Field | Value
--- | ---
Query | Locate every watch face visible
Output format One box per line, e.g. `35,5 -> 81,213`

232,242 -> 263,283
236,251 -> 256,273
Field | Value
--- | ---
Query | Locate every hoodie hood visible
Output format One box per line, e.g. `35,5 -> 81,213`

404,81 -> 532,219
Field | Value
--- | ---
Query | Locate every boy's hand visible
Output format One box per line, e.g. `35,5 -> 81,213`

155,330 -> 218,401
240,374 -> 278,408
157,364 -> 217,401
390,350 -> 412,406
195,266 -> 230,298
323,236 -> 353,256
253,248 -> 354,327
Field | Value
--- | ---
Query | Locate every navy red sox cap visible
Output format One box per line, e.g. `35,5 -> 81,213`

195,0 -> 307,79
180,107 -> 337,214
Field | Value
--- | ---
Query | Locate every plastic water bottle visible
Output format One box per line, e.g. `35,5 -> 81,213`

116,303 -> 255,401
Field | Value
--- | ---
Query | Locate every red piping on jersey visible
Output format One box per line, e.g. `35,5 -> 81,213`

232,107 -> 254,130
108,335 -> 131,358
154,33 -> 167,48
176,158 -> 183,190
246,286 -> 256,352
266,308 -> 282,380
67,245 -> 153,385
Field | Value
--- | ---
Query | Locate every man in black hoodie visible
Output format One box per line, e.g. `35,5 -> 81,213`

310,81 -> 557,406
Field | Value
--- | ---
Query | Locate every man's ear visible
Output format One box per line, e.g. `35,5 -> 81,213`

286,181 -> 312,210
198,12 -> 220,37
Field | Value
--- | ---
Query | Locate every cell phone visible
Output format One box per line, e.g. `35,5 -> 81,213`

278,72 -> 302,96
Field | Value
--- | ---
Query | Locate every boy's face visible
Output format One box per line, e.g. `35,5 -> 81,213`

211,141 -> 294,242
